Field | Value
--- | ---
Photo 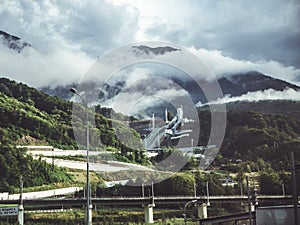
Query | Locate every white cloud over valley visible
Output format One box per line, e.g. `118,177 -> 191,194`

0,41 -> 93,87
0,0 -> 299,88
196,88 -> 300,107
189,47 -> 300,84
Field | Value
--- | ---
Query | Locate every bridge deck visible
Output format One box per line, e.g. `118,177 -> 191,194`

0,195 -> 293,210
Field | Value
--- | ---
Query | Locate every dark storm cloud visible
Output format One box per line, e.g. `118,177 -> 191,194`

0,0 -> 140,87
0,0 -> 139,55
0,0 -> 299,86
143,0 -> 300,68
56,1 -> 139,56
218,27 -> 300,66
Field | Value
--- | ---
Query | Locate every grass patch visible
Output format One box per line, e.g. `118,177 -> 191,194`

0,204 -> 18,207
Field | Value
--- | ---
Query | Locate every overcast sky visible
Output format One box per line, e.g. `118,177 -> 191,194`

0,0 -> 299,86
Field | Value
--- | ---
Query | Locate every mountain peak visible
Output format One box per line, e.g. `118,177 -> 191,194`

0,30 -> 31,52
220,71 -> 300,95
132,45 -> 180,56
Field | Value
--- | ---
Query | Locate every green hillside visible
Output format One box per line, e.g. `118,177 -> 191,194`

0,78 -> 144,151
0,78 -> 75,148
0,78 -> 146,192
198,110 -> 300,169
0,77 -> 299,195
209,100 -> 300,122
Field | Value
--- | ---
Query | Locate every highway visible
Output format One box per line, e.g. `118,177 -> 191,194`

27,149 -> 154,172
0,195 -> 293,210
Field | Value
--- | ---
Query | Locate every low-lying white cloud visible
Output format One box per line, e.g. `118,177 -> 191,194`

106,70 -> 189,115
1,39 -> 300,89
196,88 -> 300,107
0,42 -> 93,87
189,47 -> 300,85
112,88 -> 187,115
0,0 -> 138,55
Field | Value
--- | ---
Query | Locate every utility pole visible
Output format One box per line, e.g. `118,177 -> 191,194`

52,147 -> 54,171
151,182 -> 155,205
142,183 -> 145,198
18,176 -> 24,225
291,151 -> 299,225
240,183 -> 243,196
246,176 -> 253,225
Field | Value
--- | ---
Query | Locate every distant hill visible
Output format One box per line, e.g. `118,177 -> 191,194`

218,71 -> 300,96
198,99 -> 300,123
220,100 -> 300,121
41,71 -> 300,119
179,71 -> 300,105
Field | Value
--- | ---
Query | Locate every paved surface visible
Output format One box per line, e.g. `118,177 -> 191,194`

40,157 -> 154,172
6,187 -> 82,200
1,195 -> 293,207
27,149 -> 101,157
27,149 -> 154,172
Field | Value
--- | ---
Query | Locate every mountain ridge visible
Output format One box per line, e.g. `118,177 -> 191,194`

40,71 -> 300,118
199,100 -> 300,122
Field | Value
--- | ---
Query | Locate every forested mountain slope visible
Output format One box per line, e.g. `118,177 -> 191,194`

0,77 -> 145,192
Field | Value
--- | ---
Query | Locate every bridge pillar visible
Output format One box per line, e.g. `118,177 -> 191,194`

197,203 -> 208,219
144,204 -> 155,223
18,205 -> 24,225
85,205 -> 93,224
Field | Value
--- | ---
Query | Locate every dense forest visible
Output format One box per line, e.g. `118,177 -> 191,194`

0,139 -> 71,193
0,78 -> 143,150
0,77 -> 299,195
0,78 -> 146,192
198,109 -> 300,169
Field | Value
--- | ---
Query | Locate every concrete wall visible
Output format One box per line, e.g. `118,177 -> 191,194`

256,205 -> 300,225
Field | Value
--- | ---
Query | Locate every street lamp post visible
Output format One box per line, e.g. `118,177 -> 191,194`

183,200 -> 197,225
70,88 -> 92,225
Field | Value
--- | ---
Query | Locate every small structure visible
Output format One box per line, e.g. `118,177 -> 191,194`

0,192 -> 9,200
220,178 -> 237,187
104,180 -> 129,188
16,145 -> 54,151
